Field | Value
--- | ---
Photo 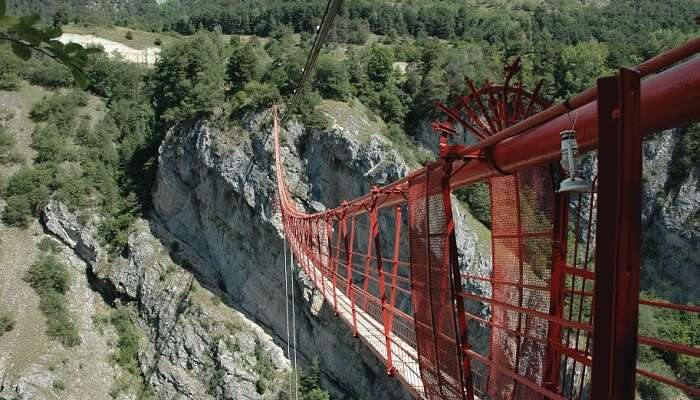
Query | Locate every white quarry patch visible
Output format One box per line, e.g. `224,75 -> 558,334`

58,33 -> 160,65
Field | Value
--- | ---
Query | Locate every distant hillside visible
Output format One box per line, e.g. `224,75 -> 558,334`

7,0 -> 161,28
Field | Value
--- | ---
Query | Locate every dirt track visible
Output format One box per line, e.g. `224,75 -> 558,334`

58,33 -> 160,65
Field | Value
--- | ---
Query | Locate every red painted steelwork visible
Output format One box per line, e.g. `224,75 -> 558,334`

543,193 -> 569,393
455,37 -> 700,157
591,68 -> 643,400
281,52 -> 700,221
272,39 -> 700,400
407,163 -> 470,400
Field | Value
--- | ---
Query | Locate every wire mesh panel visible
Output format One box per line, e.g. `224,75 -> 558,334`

486,165 -> 555,400
408,164 -> 467,400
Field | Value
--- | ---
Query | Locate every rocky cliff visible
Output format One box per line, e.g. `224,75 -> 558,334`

641,129 -> 700,304
40,201 -> 290,400
151,105 -> 493,399
2,100 -> 695,400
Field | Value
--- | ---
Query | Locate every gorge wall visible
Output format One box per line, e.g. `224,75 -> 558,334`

151,107 -> 493,399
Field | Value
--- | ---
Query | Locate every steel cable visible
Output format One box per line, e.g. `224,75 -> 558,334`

283,234 -> 293,398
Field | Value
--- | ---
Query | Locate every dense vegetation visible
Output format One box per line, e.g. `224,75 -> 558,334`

0,308 -> 15,336
0,49 -> 155,252
24,248 -> 80,346
0,123 -> 19,164
638,293 -> 700,400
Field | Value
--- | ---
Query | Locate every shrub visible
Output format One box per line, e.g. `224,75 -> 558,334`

2,166 -> 53,227
84,53 -> 149,102
382,123 -> 427,166
25,254 -> 71,295
30,90 -> 87,127
98,205 -> 137,254
0,71 -> 21,90
25,254 -> 80,346
108,308 -> 154,399
110,308 -> 140,375
154,38 -> 162,46
229,81 -> 280,115
0,309 -> 15,336
52,380 -> 65,390
32,124 -> 77,163
55,163 -> 92,209
0,125 -> 16,163
0,44 -> 26,81
25,62 -> 74,89
666,123 -> 700,192
125,31 -> 134,40
38,237 -> 62,253
637,292 -> 700,396
288,91 -> 328,131
454,182 -> 491,227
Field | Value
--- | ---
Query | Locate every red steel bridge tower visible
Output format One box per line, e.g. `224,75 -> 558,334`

274,38 -> 700,400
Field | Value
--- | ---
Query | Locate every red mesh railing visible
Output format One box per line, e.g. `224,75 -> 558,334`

484,165 -> 555,400
274,108 -> 426,397
408,164 -> 469,400
271,40 -> 700,400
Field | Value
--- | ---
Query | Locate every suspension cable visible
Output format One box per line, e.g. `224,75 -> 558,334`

290,0 -> 344,107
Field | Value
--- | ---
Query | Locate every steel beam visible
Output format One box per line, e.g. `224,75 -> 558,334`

590,68 -> 642,400
285,55 -> 700,221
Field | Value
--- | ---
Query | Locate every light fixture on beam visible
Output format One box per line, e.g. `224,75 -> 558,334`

558,129 -> 592,193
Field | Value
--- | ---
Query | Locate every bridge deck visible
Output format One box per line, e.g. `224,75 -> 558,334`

291,242 -> 426,399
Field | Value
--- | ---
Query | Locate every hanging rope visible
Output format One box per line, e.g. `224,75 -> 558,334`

283,233 -> 293,398
290,242 -> 299,400
276,4 -> 342,398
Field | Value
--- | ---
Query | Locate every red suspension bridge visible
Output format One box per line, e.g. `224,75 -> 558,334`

274,38 -> 700,400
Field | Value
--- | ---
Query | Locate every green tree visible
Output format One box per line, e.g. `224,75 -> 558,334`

313,55 -> 351,100
229,80 -> 280,115
2,165 -> 53,227
377,87 -> 407,124
84,53 -> 149,103
296,358 -> 331,400
366,46 -> 394,85
0,2 -> 101,87
151,32 -> 226,125
557,40 -> 614,98
227,39 -> 262,92
298,359 -> 320,394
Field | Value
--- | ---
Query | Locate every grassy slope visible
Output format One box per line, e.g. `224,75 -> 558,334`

62,24 -> 178,49
0,84 -> 116,399
0,84 -> 59,383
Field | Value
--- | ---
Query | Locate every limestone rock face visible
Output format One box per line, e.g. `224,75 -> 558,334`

151,110 -> 493,399
641,131 -> 700,304
41,202 -> 290,400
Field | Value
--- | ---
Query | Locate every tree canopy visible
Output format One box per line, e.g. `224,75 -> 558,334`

151,32 -> 226,125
